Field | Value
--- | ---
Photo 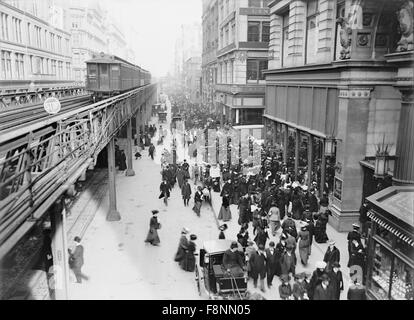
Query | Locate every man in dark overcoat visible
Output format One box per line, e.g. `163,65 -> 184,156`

265,241 -> 281,288
68,236 -> 87,283
327,262 -> 344,300
323,240 -> 341,271
314,273 -> 334,300
181,179 -> 192,206
249,244 -> 267,292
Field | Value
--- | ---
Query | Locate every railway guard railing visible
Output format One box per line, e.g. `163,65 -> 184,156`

0,86 -> 87,111
0,83 -> 157,258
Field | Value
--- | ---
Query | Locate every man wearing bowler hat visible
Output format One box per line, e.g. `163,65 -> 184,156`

314,273 -> 334,300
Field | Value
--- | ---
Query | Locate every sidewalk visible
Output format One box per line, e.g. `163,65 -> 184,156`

208,183 -> 351,299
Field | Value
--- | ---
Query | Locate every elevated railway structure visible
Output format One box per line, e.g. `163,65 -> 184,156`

0,83 -> 157,298
0,86 -> 87,111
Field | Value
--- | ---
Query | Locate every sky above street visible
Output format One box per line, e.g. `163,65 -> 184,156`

103,0 -> 202,78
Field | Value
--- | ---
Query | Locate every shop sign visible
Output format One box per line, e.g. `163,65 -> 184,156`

43,97 -> 61,114
333,177 -> 343,201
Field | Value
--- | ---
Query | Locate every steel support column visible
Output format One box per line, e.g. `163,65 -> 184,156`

308,134 -> 313,188
125,118 -> 135,176
294,130 -> 299,179
107,137 -> 121,221
50,200 -> 70,300
283,124 -> 288,165
320,141 -> 326,197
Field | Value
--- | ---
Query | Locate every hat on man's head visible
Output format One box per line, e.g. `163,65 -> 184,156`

219,224 -> 228,231
152,210 -> 159,215
190,234 -> 197,241
328,239 -> 336,245
294,272 -> 305,280
182,227 -> 190,234
230,241 -> 238,249
321,273 -> 330,282
280,274 -> 291,282
74,236 -> 81,242
352,223 -> 360,229
316,261 -> 327,269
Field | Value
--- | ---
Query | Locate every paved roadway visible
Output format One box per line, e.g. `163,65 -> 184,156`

68,96 -> 352,300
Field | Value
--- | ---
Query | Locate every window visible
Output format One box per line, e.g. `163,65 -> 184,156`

66,62 -> 71,79
249,0 -> 262,7
1,13 -> 9,40
12,17 -> 22,43
282,12 -> 289,67
248,21 -> 270,42
225,25 -> 229,46
57,36 -> 62,53
1,51 -> 12,79
51,60 -> 56,75
229,60 -> 233,84
246,59 -> 268,83
50,33 -> 55,51
44,58 -> 49,74
58,61 -> 63,79
14,53 -> 24,79
223,62 -> 227,83
248,22 -> 260,41
35,26 -> 41,47
262,22 -> 270,42
44,30 -> 48,49
305,0 -> 319,64
27,23 -> 31,45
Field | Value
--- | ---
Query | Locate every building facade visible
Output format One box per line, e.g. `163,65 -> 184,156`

183,56 -> 202,104
264,0 -> 414,231
174,22 -> 202,86
0,0 -> 73,92
203,0 -> 272,140
201,0 -> 219,113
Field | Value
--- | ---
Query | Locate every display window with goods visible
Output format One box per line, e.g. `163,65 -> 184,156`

370,242 -> 414,300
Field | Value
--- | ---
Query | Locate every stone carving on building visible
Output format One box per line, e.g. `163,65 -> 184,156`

396,0 -> 414,52
236,51 -> 247,63
336,17 -> 353,59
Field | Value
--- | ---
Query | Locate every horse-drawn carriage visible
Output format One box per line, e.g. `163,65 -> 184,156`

195,240 -> 248,299
158,111 -> 167,123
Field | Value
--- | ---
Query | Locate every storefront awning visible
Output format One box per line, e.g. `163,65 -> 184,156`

368,211 -> 414,247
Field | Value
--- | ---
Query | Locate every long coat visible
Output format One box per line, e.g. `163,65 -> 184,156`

328,270 -> 343,300
174,235 -> 188,262
323,246 -> 340,270
144,216 -> 161,245
298,230 -> 311,265
249,251 -> 267,279
71,245 -> 84,268
280,251 -> 296,275
181,182 -> 192,200
265,248 -> 281,277
180,240 -> 196,272
176,169 -> 184,189
159,182 -> 170,198
314,284 -> 334,300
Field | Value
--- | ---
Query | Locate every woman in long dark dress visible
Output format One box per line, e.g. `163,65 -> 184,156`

314,211 -> 329,243
144,210 -> 161,246
180,234 -> 197,272
218,194 -> 232,221
174,228 -> 189,263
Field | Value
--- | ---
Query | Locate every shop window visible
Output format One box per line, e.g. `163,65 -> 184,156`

395,239 -> 414,261
375,225 -> 394,246
392,256 -> 414,300
371,243 -> 392,300
371,242 -> 414,300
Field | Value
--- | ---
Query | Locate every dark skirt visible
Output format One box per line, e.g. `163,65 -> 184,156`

193,201 -> 202,215
145,228 -> 160,245
180,252 -> 196,272
218,206 -> 232,221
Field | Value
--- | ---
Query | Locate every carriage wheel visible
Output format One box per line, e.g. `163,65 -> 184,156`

195,267 -> 201,296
